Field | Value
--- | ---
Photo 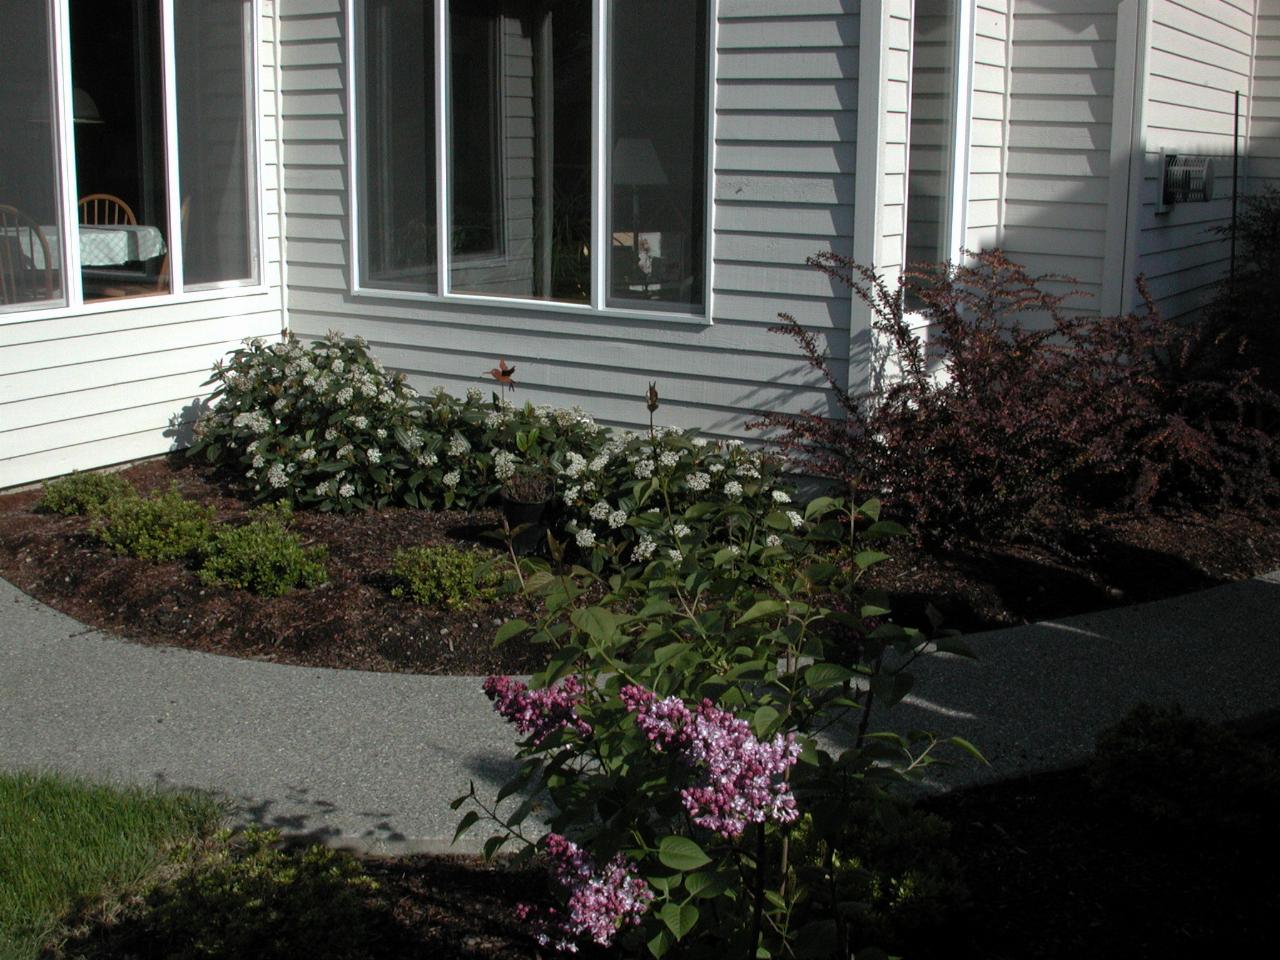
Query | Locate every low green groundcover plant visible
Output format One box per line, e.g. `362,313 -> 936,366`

52,829 -> 380,960
37,471 -> 136,517
198,504 -> 328,597
458,476 -> 980,957
92,485 -> 217,562
389,544 -> 501,609
0,771 -> 220,960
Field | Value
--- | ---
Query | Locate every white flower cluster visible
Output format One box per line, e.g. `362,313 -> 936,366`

632,535 -> 657,562
232,411 -> 271,435
493,449 -> 517,481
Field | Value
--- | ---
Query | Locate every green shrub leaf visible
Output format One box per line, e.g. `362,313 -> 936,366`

658,836 -> 711,871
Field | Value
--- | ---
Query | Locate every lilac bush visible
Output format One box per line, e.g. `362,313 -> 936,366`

622,686 -> 801,839
458,475 -> 982,957
517,833 -> 654,952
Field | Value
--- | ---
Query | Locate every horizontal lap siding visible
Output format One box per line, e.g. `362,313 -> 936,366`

281,0 -> 860,438
1137,0 -> 1255,320
1251,1 -> 1280,186
880,0 -> 911,285
0,1 -> 285,488
1003,0 -> 1117,312
967,1 -> 1009,253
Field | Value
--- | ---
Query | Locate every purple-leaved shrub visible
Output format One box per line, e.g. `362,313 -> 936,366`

751,250 -> 1279,547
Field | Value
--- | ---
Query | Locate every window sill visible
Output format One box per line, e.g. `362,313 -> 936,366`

0,282 -> 274,327
349,284 -> 712,327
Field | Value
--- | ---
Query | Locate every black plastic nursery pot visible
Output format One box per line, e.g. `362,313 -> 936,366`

499,491 -> 550,556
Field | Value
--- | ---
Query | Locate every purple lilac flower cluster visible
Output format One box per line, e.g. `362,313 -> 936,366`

517,833 -> 654,952
483,675 -> 593,745
621,685 -> 801,838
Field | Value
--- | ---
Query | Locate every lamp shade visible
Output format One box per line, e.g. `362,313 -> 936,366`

73,87 -> 104,124
613,138 -> 668,186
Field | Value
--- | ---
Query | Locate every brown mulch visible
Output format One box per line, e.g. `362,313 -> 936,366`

3,455 -> 1278,674
0,456 -> 547,676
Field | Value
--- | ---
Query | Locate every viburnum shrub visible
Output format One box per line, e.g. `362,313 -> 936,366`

751,250 -> 1279,545
457,488 -> 979,957
557,422 -> 795,563
189,332 -> 443,511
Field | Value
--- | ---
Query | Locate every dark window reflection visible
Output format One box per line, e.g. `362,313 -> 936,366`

70,0 -> 171,301
904,0 -> 956,272
449,0 -> 592,303
360,0 -> 438,291
0,0 -> 65,311
608,0 -> 708,312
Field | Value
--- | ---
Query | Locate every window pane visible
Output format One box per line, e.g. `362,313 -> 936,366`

176,0 -> 258,287
359,0 -> 437,292
904,0 -> 956,270
607,0 -> 708,312
449,0 -> 593,303
70,0 -> 171,301
0,0 -> 66,312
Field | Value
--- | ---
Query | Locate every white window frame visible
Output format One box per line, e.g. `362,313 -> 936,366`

348,0 -> 718,327
901,0 -> 975,323
0,0 -> 268,326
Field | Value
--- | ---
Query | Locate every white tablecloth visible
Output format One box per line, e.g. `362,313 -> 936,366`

2,224 -> 167,269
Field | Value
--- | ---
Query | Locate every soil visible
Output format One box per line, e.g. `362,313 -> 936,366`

0,457 -> 548,676
2,455 -> 1279,677
6,455 -> 1278,957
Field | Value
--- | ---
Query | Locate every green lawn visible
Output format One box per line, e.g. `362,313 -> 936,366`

0,771 -> 222,960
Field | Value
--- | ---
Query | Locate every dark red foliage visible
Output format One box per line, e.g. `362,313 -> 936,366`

751,250 -> 1279,546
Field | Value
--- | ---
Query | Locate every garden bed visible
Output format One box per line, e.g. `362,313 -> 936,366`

0,457 -> 546,676
1,455 -> 1278,677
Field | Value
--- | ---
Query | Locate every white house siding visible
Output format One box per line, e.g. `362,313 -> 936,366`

0,0 -> 285,490
1001,0 -> 1119,311
281,0 -> 861,437
1250,0 -> 1280,186
879,0 -> 912,286
1134,0 -> 1255,320
967,0 -> 1009,253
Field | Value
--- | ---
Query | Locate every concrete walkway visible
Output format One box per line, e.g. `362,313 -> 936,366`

3,571 -> 1279,852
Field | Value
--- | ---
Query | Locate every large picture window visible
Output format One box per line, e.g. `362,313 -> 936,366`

0,0 -> 261,317
354,0 -> 711,317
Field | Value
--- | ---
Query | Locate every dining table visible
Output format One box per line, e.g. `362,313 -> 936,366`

32,224 -> 167,268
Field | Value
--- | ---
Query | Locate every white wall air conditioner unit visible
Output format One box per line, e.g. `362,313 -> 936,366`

1157,150 -> 1215,213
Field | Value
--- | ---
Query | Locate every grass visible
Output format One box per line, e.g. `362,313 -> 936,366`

0,771 -> 222,960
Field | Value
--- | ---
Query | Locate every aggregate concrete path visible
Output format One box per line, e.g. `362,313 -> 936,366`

3,571 -> 1280,852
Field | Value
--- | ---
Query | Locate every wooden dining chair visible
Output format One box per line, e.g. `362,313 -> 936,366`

0,204 -> 55,306
78,193 -> 137,226
153,197 -> 190,293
